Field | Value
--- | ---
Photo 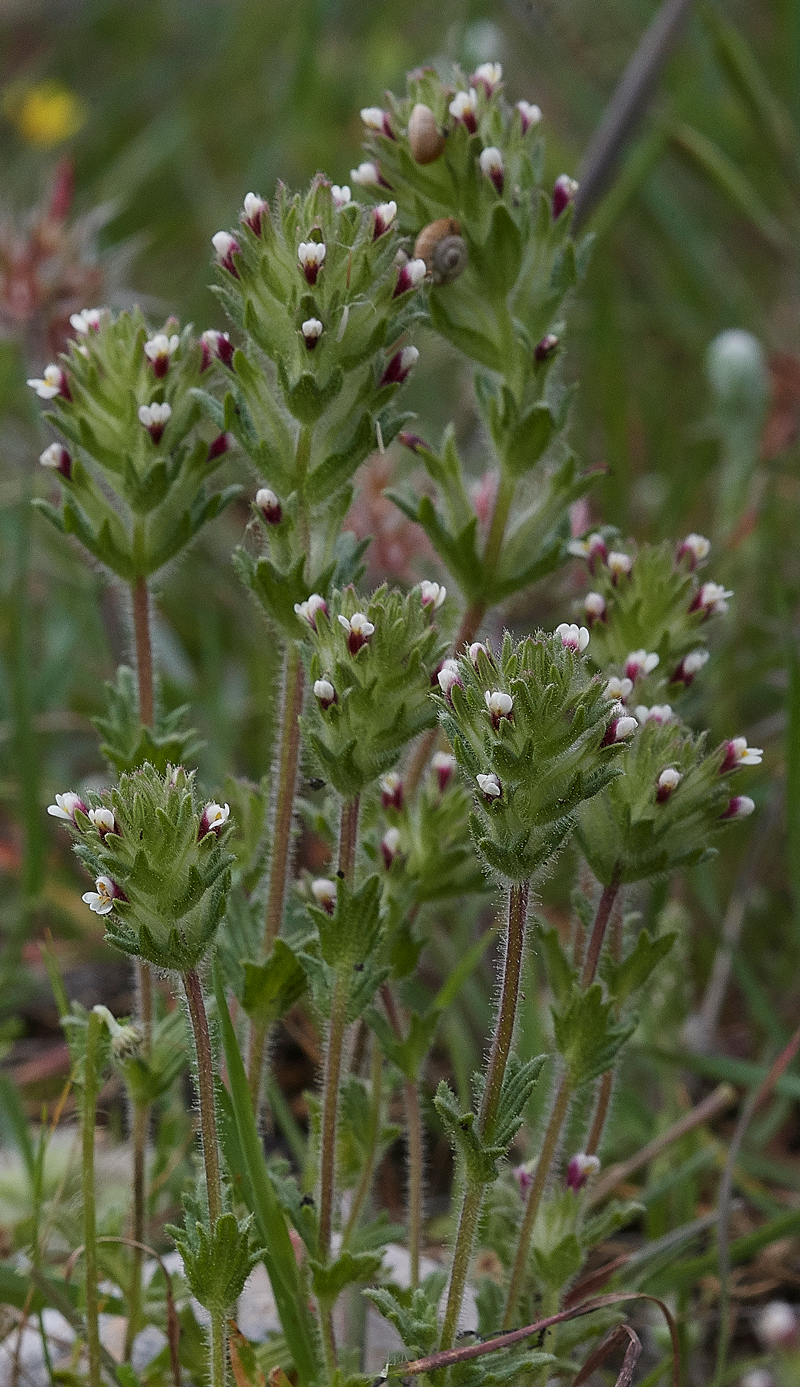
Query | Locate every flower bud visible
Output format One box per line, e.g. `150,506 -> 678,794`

720,794 -> 755,820
372,200 -> 397,239
200,329 -> 235,371
138,402 -> 171,443
485,690 -> 513,726
479,146 -> 504,194
47,791 -> 87,824
331,184 -> 352,207
476,772 -> 501,800
567,532 -> 607,570
397,430 -> 431,455
199,802 -> 230,838
449,89 -> 478,133
656,767 -> 681,803
513,1165 -> 533,1197
27,364 -> 70,400
420,580 -> 446,610
311,877 -> 337,913
313,678 -> 336,710
380,771 -> 403,811
301,317 -> 323,349
82,874 -> 125,916
351,161 -> 381,186
469,641 -> 489,665
407,104 -> 445,164
672,648 -> 709,685
516,100 -> 542,133
255,487 -> 282,524
676,533 -> 710,568
39,443 -> 72,478
691,581 -> 732,618
297,240 -> 326,285
242,192 -> 267,235
720,737 -> 763,772
207,432 -> 230,461
88,806 -> 118,837
361,106 -> 394,138
534,332 -> 559,363
473,61 -> 502,93
393,257 -> 427,297
601,710 -> 638,745
380,345 -> 419,386
552,174 -> 578,219
757,1301 -> 799,1351
212,230 -> 240,275
432,751 -> 456,793
566,1152 -> 600,1192
437,659 -> 462,699
381,826 -> 402,869
607,551 -> 633,580
338,611 -> 375,654
556,622 -> 590,653
294,594 -> 328,629
584,591 -> 606,624
625,649 -> 659,682
144,332 -> 179,378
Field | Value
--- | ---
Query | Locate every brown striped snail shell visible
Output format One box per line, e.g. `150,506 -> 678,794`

413,218 -> 468,286
407,103 -> 446,164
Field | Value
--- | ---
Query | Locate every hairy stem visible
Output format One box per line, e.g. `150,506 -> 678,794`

584,889 -> 624,1159
580,870 -> 622,989
124,1102 -> 148,1359
183,969 -> 223,1223
338,795 -> 360,878
210,1307 -> 226,1387
343,1041 -> 383,1245
382,984 -> 426,1290
131,575 -> 154,726
441,882 -> 530,1348
246,643 -> 305,1107
82,1012 -> 103,1387
503,1072 -> 573,1328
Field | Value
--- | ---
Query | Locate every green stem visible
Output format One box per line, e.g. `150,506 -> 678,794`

503,1072 -> 572,1329
124,1102 -> 148,1359
441,882 -> 529,1349
318,969 -> 349,1262
246,643 -> 305,1107
338,795 -> 360,878
580,870 -> 621,989
295,426 -> 313,551
183,969 -> 222,1223
404,1076 -> 424,1291
343,1041 -> 383,1244
82,1012 -> 103,1387
210,1308 -> 226,1387
481,469 -> 516,579
584,888 -> 624,1159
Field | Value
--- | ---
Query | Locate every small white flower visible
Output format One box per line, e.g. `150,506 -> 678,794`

607,551 -> 633,578
47,791 -> 87,823
138,402 -> 172,439
634,704 -> 673,725
722,736 -> 763,771
677,648 -> 710,681
311,877 -> 337,913
360,106 -> 386,130
331,184 -> 351,206
469,642 -> 489,665
380,771 -> 402,803
721,795 -> 756,821
405,258 -> 427,287
373,200 -> 397,238
381,826 -> 402,868
656,767 -> 681,801
255,487 -> 282,523
39,443 -> 71,476
473,61 -> 502,92
479,146 -> 504,192
298,241 -> 326,283
294,593 -> 328,628
516,100 -> 542,132
82,875 -> 119,916
242,192 -> 267,231
566,1152 -> 600,1191
338,611 -> 375,652
70,307 -> 106,334
485,690 -> 513,721
449,89 -> 478,126
351,161 -> 380,185
556,622 -> 590,653
605,676 -> 633,702
437,659 -> 462,697
612,716 -> 638,741
313,678 -> 336,708
144,333 -> 180,376
88,807 -> 117,835
212,230 -> 239,261
694,581 -> 733,617
301,317 -> 323,348
584,592 -> 606,621
27,364 -> 64,399
476,772 -> 501,799
740,1372 -> 773,1387
625,649 -> 660,680
678,533 -> 711,565
200,802 -> 230,837
420,580 -> 446,609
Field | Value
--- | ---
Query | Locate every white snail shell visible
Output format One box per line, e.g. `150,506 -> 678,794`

413,218 -> 468,285
407,103 -> 446,164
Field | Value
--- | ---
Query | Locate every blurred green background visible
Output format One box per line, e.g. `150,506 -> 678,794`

1,0 -> 800,1314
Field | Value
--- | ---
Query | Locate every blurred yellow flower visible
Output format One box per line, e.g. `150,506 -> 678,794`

3,80 -> 87,148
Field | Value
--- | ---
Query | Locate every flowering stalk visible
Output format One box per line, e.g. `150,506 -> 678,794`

584,890 -> 624,1158
183,967 -> 225,1387
382,984 -> 425,1290
246,644 -> 305,1107
440,882 -> 529,1350
82,1009 -> 103,1387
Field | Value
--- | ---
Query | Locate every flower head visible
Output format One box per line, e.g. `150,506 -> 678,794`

601,711 -> 638,746
566,1152 -> 600,1192
144,333 -> 180,377
27,363 -> 70,400
476,772 -> 501,800
200,329 -> 234,371
255,487 -> 282,524
720,737 -> 763,773
331,184 -> 352,207
70,307 -> 105,334
479,146 -> 504,194
485,689 -> 513,726
552,174 -> 578,219
449,88 -> 478,133
380,345 -> 418,386
677,533 -> 710,568
516,100 -> 542,133
691,581 -> 733,618
82,875 -> 124,916
420,580 -> 446,610
199,802 -> 230,838
556,622 -> 590,653
294,593 -> 328,629
298,240 -> 326,285
212,230 -> 240,275
608,551 -> 633,580
624,649 -> 660,681
311,877 -> 337,913
380,771 -> 403,811
39,443 -> 72,478
301,317 -> 323,349
338,611 -> 375,654
47,791 -> 87,824
242,192 -> 267,235
313,678 -> 336,710
381,826 -> 402,869
432,751 -> 457,793
656,767 -> 681,803
673,648 -> 709,685
394,257 -> 427,297
88,806 -> 118,837
372,200 -> 397,239
138,402 -> 171,442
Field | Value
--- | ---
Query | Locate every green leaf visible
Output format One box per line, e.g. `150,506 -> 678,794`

600,929 -> 677,1006
492,1053 -> 547,1150
503,404 -> 555,476
537,925 -> 578,1007
308,1250 -> 383,1302
284,368 -> 344,423
433,1079 -> 500,1184
241,940 -> 308,1027
552,984 -> 637,1086
170,1209 -> 261,1314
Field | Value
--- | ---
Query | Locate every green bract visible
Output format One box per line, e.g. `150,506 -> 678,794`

74,764 -> 234,971
576,716 -> 733,884
301,584 -> 447,797
437,631 -> 621,881
32,309 -> 240,579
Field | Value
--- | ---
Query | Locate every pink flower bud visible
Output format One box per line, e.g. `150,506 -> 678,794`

294,594 -> 328,629
432,751 -> 457,793
485,689 -> 513,726
516,101 -> 542,133
656,767 -> 681,803
472,62 -> 502,94
625,649 -> 660,682
449,88 -> 478,134
360,106 -> 395,139
552,174 -> 578,219
212,230 -> 240,276
39,443 -> 72,479
567,532 -> 608,571
380,345 -> 419,386
720,795 -> 754,821
607,551 -> 633,581
331,184 -> 351,207
437,659 -> 462,699
566,1152 -> 600,1192
479,146 -> 504,194
676,533 -> 710,569
311,878 -> 337,913
601,712 -> 638,746
242,192 -> 268,235
534,333 -> 559,363
420,580 -> 446,610
381,826 -> 402,869
691,581 -> 732,618
393,258 -> 427,297
380,771 -> 403,811
584,591 -> 606,624
138,402 -> 171,443
298,240 -> 326,285
513,1165 -> 533,1197
144,332 -> 180,378
372,200 -> 398,239
634,704 -> 673,726
255,487 -> 282,524
469,642 -> 489,665
207,432 -> 231,461
397,430 -> 431,455
301,318 -> 323,350
200,330 -> 235,371
313,678 -> 336,709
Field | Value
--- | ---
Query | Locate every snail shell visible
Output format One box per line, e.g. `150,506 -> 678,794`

413,218 -> 468,286
407,103 -> 446,164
